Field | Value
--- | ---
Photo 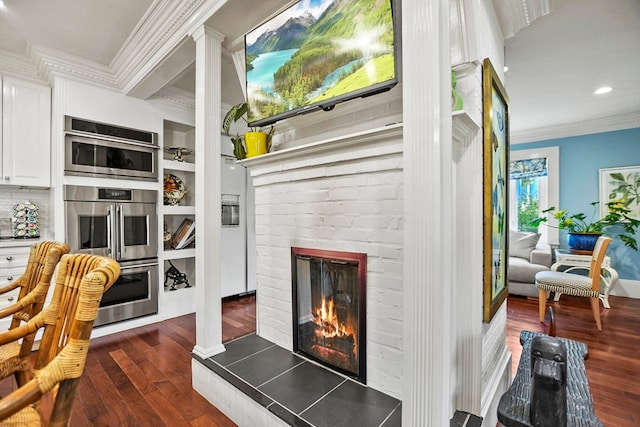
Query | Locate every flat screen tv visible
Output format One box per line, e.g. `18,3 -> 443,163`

244,0 -> 398,127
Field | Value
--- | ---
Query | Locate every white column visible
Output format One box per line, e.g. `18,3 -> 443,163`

191,25 -> 226,358
402,0 -> 454,425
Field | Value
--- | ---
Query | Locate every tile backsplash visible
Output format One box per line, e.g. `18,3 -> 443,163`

0,189 -> 50,238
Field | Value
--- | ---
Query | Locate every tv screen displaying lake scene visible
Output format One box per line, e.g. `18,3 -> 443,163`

245,0 -> 398,127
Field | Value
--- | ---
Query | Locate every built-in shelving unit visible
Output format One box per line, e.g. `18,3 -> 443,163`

160,120 -> 196,318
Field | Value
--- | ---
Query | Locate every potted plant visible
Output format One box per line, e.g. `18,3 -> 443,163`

530,201 -> 640,251
222,102 -> 275,160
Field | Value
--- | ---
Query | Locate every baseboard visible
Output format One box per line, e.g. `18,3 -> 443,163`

610,279 -> 640,299
481,346 -> 512,426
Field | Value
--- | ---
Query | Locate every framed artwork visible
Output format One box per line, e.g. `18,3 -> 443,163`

482,58 -> 510,323
599,165 -> 640,219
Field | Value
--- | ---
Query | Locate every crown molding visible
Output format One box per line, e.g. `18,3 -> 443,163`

492,0 -> 550,39
0,49 -> 45,83
511,111 -> 640,144
1,1 -> 211,99
116,0 -> 204,94
30,44 -> 119,89
151,86 -> 195,109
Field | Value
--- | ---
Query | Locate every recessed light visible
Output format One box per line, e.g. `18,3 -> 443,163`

504,66 -> 509,72
594,86 -> 612,95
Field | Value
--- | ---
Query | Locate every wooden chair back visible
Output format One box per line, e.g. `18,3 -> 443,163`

0,241 -> 69,385
0,253 -> 120,426
0,241 -> 69,327
588,236 -> 612,292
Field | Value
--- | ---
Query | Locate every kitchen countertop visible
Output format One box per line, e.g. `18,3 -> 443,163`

0,237 -> 43,248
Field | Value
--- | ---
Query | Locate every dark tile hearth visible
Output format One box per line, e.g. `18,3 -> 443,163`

194,334 -> 401,427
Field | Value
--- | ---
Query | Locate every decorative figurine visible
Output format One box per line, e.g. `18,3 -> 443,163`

530,336 -> 568,427
165,146 -> 193,162
164,260 -> 191,291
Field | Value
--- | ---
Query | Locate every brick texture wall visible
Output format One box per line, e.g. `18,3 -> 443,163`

249,128 -> 404,398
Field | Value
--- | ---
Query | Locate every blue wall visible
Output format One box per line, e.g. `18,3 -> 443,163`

511,127 -> 640,280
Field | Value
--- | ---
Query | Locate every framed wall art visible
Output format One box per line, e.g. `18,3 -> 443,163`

482,58 -> 510,323
599,165 -> 640,219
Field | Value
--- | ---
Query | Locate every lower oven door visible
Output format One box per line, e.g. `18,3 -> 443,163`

95,260 -> 158,327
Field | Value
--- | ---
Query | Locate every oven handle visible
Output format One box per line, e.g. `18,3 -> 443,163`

117,204 -> 125,259
107,205 -> 114,258
119,262 -> 158,270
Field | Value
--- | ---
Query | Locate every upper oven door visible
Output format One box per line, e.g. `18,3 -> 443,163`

65,200 -> 115,258
65,134 -> 158,181
116,202 -> 158,261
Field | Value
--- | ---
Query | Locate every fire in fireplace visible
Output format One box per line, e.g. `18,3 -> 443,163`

291,247 -> 366,383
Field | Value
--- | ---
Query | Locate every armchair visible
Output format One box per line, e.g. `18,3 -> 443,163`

0,241 -> 69,386
0,253 -> 120,426
508,231 -> 553,297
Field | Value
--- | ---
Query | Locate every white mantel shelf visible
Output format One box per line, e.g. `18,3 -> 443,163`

237,123 -> 404,175
238,113 -> 478,175
452,110 -> 480,144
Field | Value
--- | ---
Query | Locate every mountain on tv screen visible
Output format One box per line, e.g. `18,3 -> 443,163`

245,0 -> 397,127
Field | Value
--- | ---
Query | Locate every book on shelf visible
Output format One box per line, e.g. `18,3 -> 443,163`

182,233 -> 195,248
171,218 -> 195,249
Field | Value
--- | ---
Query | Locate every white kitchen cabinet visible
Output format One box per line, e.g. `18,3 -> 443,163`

1,76 -> 51,187
0,242 -> 34,332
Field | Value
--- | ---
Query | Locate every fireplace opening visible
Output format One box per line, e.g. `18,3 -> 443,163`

291,247 -> 366,383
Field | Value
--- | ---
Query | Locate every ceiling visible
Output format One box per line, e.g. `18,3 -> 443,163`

0,0 -> 638,139
504,0 -> 640,140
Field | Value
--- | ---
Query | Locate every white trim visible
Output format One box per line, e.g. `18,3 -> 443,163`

192,344 -> 226,359
611,279 -> 640,299
192,24 -> 225,356
480,345 -> 511,427
491,0 -> 550,39
402,1 -> 454,424
511,112 -> 640,144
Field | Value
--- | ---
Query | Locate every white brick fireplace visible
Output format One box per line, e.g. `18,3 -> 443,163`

241,124 -> 404,398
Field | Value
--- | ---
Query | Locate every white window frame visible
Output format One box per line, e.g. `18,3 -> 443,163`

509,146 -> 560,246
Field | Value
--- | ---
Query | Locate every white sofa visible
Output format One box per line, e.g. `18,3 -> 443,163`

508,232 -> 553,297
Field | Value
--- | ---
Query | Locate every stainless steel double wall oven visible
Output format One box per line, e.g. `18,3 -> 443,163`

64,117 -> 159,327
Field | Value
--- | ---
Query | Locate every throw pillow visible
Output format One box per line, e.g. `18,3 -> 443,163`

509,231 -> 541,260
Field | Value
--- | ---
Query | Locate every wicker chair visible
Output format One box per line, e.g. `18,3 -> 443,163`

0,241 -> 69,386
0,253 -> 120,426
535,236 -> 612,331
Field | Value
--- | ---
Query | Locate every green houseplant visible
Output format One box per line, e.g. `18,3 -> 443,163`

222,102 -> 274,160
530,201 -> 640,251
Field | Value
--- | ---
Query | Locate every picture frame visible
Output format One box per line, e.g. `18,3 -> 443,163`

599,165 -> 640,219
482,58 -> 510,323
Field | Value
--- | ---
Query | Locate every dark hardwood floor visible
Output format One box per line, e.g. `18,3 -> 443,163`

2,292 -> 638,426
69,294 -> 257,426
0,294 -> 256,427
506,294 -> 640,427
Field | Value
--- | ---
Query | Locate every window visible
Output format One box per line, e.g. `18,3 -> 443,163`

509,147 -> 559,245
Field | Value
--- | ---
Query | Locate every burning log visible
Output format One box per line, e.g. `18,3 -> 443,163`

313,332 -> 355,358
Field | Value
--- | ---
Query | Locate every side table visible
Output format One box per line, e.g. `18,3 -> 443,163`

551,249 -> 618,308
